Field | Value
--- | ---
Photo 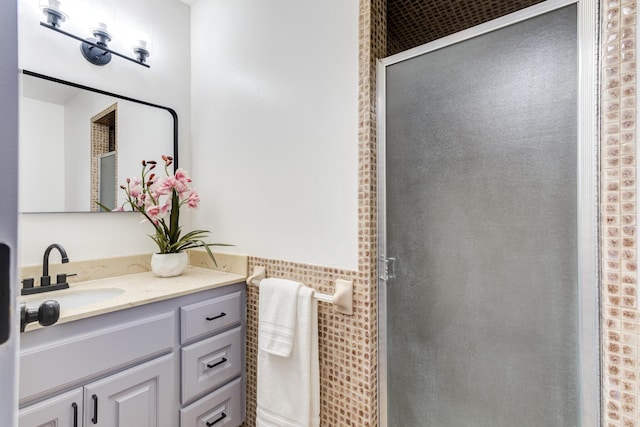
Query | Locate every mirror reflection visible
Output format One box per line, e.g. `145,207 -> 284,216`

19,70 -> 176,213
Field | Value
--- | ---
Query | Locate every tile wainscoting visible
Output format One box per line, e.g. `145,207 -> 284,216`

241,257 -> 369,427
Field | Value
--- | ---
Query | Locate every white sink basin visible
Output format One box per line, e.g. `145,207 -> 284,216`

22,288 -> 125,310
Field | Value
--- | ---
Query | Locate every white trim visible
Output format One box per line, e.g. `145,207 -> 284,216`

576,0 -> 601,425
376,59 -> 388,427
377,1 -> 601,426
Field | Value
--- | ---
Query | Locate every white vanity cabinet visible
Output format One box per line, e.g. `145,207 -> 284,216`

18,281 -> 246,427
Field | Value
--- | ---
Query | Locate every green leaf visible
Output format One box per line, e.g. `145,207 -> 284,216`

95,201 -> 112,212
169,190 -> 181,245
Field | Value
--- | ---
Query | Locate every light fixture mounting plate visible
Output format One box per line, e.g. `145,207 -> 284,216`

81,38 -> 112,66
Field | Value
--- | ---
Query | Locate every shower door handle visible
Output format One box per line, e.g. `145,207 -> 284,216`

379,256 -> 396,281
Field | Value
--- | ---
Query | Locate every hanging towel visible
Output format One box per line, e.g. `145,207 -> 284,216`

258,278 -> 303,357
256,285 -> 320,427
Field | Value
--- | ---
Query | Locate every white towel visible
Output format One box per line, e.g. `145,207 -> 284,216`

258,278 -> 303,357
256,285 -> 320,427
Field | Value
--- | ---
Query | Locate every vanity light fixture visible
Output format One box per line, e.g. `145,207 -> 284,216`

38,0 -> 151,68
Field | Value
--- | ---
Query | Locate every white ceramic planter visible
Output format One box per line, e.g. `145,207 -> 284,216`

151,252 -> 189,277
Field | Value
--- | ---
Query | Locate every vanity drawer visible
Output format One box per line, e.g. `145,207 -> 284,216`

180,291 -> 242,344
180,377 -> 243,427
181,326 -> 243,404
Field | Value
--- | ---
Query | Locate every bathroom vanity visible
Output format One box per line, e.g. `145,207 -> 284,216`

17,266 -> 246,427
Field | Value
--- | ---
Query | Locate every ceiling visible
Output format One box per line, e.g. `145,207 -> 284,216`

387,0 -> 546,55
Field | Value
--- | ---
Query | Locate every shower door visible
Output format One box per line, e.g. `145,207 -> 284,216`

98,152 -> 117,211
379,2 -> 599,426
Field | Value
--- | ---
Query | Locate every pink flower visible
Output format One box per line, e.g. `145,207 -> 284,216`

160,201 -> 171,216
175,169 -> 191,185
129,185 -> 142,198
175,169 -> 192,195
136,194 -> 147,208
156,176 -> 176,196
187,190 -> 200,208
156,171 -> 192,197
146,205 -> 161,218
126,177 -> 143,198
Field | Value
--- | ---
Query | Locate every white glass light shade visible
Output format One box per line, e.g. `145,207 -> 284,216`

127,21 -> 152,63
39,0 -> 68,27
133,39 -> 148,50
129,21 -> 153,53
88,1 -> 115,38
39,0 -> 63,12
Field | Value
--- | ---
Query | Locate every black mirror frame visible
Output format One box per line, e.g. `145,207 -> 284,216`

21,69 -> 178,171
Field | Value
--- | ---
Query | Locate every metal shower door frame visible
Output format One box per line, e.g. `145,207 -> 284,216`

376,0 -> 600,425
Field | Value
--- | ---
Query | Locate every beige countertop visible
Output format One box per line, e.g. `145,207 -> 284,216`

19,265 -> 246,332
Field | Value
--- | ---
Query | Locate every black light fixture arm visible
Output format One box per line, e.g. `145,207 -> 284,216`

40,22 -> 150,68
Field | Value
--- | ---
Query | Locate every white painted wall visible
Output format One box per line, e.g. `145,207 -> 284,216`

63,91 -> 116,211
116,102 -> 174,199
18,0 -> 191,266
19,99 -> 65,212
190,0 -> 359,270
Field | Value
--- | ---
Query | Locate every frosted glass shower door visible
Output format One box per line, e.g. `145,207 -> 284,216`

381,5 -> 583,426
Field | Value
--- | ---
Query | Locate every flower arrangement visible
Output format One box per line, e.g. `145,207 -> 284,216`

113,155 -> 227,265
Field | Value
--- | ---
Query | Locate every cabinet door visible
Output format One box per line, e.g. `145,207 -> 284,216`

19,388 -> 83,427
84,353 -> 176,427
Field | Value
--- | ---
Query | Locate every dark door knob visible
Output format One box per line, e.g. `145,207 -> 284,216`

20,300 -> 60,332
38,300 -> 60,327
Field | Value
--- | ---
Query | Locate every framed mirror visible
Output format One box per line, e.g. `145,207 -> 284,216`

19,70 -> 178,213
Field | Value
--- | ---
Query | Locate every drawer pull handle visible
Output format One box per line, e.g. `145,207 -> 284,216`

207,357 -> 228,369
91,394 -> 98,424
206,412 -> 227,426
72,402 -> 78,427
206,312 -> 226,321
